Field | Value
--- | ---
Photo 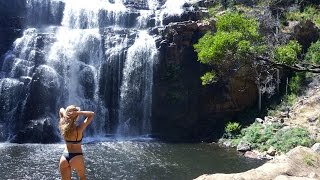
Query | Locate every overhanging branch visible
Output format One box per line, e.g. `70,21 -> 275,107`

256,56 -> 320,73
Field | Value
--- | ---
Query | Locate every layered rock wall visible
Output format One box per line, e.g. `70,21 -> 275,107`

152,18 -> 258,141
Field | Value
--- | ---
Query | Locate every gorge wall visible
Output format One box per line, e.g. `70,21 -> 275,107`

152,19 -> 258,141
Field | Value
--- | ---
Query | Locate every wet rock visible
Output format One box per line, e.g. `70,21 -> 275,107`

11,117 -> 60,143
223,140 -> 232,147
195,0 -> 216,8
237,140 -> 251,152
79,66 -> 95,99
255,118 -> 264,124
267,146 -> 277,156
244,151 -> 259,159
0,78 -> 26,123
307,116 -> 318,123
24,65 -> 61,121
0,123 -> 8,141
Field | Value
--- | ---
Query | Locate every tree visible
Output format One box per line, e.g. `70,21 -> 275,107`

194,12 -> 265,85
194,11 -> 320,111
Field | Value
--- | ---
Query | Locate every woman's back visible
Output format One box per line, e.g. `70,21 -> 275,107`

63,126 -> 83,153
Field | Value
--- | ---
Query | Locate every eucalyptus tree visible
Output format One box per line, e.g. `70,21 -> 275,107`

194,12 -> 319,111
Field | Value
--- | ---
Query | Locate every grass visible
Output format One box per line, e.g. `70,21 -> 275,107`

303,153 -> 318,167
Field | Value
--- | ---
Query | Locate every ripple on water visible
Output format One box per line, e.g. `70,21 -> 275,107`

0,142 -> 265,180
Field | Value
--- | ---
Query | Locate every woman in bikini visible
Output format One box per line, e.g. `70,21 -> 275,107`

58,105 -> 94,180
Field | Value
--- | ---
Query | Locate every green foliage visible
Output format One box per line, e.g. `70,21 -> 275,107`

274,40 -> 302,65
208,4 -> 223,17
267,93 -> 298,117
237,122 -> 313,153
285,93 -> 298,106
268,127 -> 314,152
201,72 -> 217,85
194,12 -> 263,85
286,6 -> 320,26
241,122 -> 283,151
304,40 -> 320,64
216,13 -> 259,39
225,122 -> 241,138
288,72 -> 305,94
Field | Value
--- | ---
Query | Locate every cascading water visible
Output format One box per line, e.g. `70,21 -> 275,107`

117,31 -> 157,137
0,0 -> 193,142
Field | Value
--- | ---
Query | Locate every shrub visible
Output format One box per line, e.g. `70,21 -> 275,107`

241,122 -> 282,150
238,123 -> 312,153
225,122 -> 241,138
286,6 -> 320,27
201,72 -> 217,85
304,40 -> 320,64
274,40 -> 302,65
268,127 -> 314,152
288,72 -> 305,94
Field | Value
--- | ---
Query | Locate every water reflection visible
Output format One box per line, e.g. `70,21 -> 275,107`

0,142 -> 265,180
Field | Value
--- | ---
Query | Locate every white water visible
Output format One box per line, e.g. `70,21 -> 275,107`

0,0 -> 193,140
117,31 -> 157,136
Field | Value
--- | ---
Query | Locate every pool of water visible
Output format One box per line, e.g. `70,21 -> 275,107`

0,140 -> 265,180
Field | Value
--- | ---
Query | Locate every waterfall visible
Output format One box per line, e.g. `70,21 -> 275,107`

0,0 -> 192,142
117,31 -> 157,137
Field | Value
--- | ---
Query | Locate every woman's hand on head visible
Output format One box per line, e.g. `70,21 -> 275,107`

67,111 -> 78,119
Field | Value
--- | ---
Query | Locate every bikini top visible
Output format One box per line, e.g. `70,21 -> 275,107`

65,129 -> 83,144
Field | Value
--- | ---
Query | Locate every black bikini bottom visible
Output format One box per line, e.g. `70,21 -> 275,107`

62,152 -> 83,162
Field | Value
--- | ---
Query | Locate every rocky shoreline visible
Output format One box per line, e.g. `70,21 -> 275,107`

197,76 -> 320,179
195,146 -> 320,180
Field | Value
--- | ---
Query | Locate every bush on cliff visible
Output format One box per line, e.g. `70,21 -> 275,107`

226,122 -> 314,152
285,5 -> 320,27
304,40 -> 320,64
225,122 -> 241,138
194,12 -> 265,85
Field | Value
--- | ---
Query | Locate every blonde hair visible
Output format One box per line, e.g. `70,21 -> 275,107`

59,105 -> 79,139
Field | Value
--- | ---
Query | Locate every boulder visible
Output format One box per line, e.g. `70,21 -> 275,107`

255,118 -> 264,124
244,151 -> 259,159
267,146 -> 277,156
237,140 -> 251,152
24,65 -> 61,121
195,146 -> 320,180
311,143 -> 320,153
11,117 -> 60,143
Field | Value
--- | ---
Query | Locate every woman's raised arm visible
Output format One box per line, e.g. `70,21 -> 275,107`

77,110 -> 94,131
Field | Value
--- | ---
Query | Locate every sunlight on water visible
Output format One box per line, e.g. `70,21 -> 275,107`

162,0 -> 191,16
0,142 -> 265,180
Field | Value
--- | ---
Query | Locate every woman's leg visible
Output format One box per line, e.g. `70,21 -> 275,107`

69,155 -> 86,180
59,156 -> 71,180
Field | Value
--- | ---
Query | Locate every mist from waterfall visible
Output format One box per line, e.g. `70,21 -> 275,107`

0,0 -> 191,142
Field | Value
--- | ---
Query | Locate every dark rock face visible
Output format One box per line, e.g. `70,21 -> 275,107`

152,20 -> 258,142
11,117 -> 60,143
292,20 -> 319,53
0,0 -> 26,61
24,65 -> 62,121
